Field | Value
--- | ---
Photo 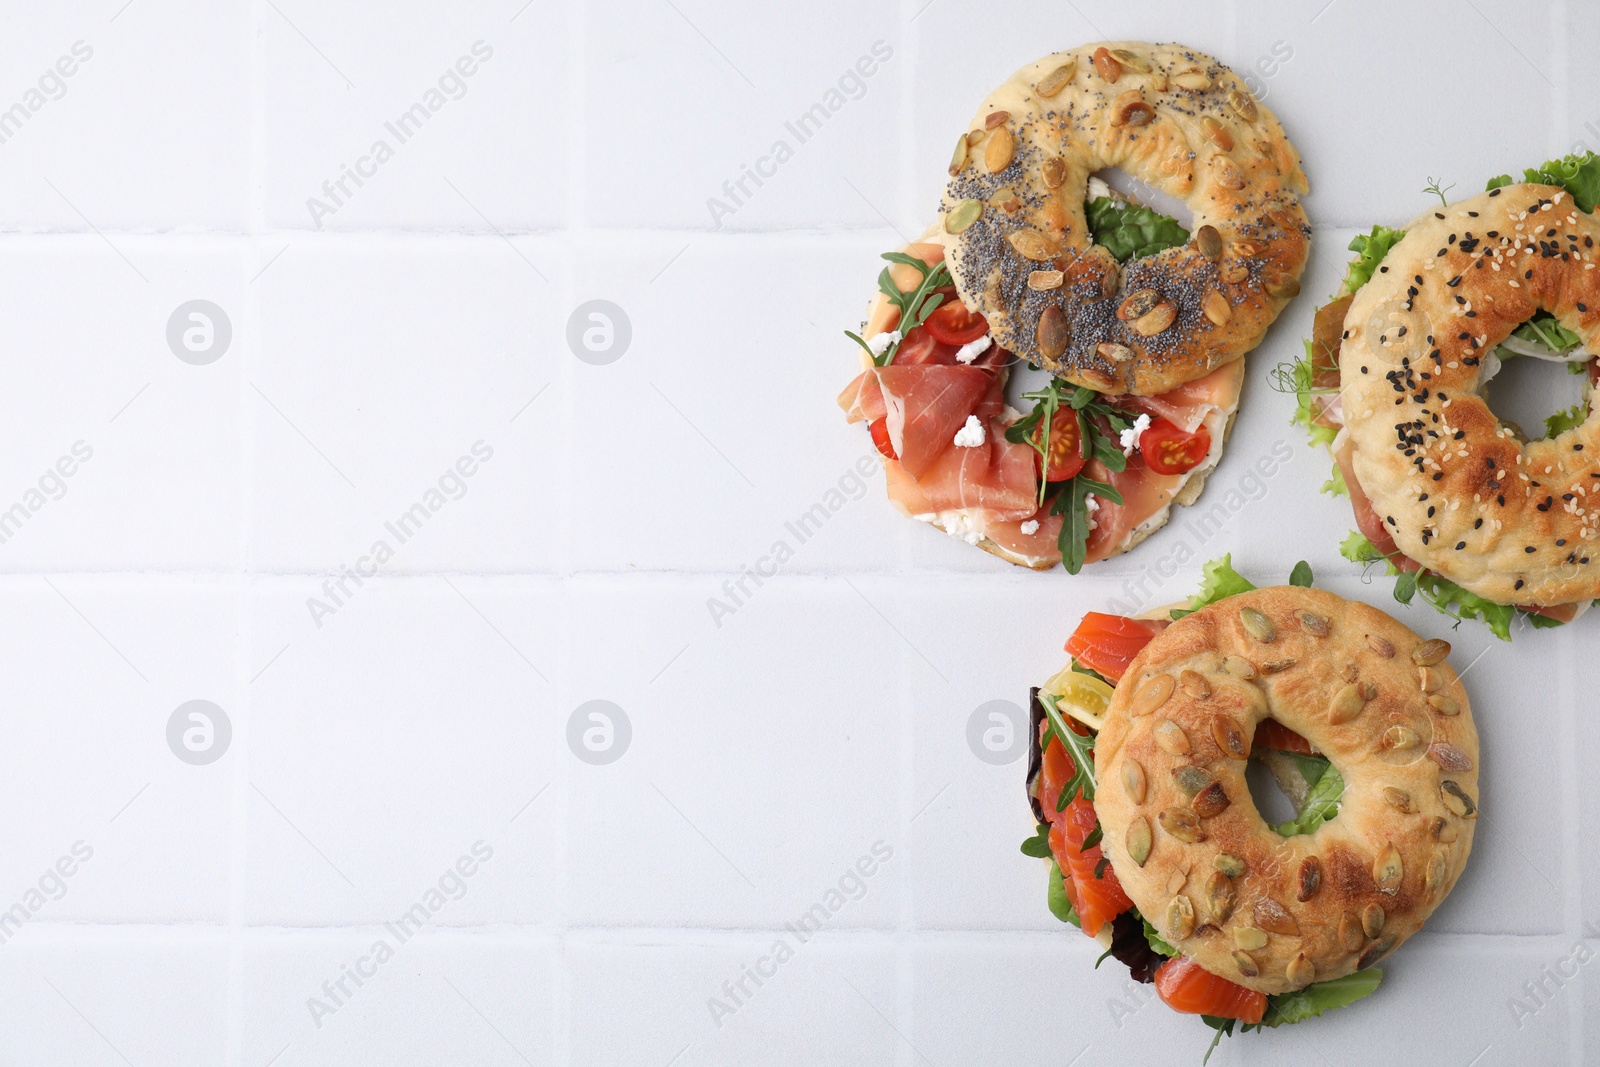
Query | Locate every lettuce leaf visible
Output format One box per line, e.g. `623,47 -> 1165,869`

1273,763 -> 1343,837
1047,859 -> 1080,926
1510,311 -> 1584,354
1322,459 -> 1348,497
1020,822 -> 1052,858
1260,969 -> 1384,1027
1141,914 -> 1176,957
1487,150 -> 1600,212
1283,340 -> 1341,449
1086,196 -> 1190,262
1340,532 -> 1531,641
1170,554 -> 1257,619
1546,402 -> 1588,438
1343,225 -> 1406,293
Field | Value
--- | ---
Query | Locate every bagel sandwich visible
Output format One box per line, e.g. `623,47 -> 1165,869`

1023,556 -> 1477,1058
838,42 -> 1307,572
1282,152 -> 1600,637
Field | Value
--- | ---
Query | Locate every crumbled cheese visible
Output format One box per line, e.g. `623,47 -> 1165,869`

866,330 -> 901,357
1119,413 -> 1151,455
1085,494 -> 1099,531
1020,519 -> 1040,535
955,334 -> 992,364
1087,176 -> 1113,201
952,415 -> 986,448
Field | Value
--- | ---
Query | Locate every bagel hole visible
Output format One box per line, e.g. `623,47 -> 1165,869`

1243,755 -> 1301,825
1088,167 -> 1196,253
1482,343 -> 1594,440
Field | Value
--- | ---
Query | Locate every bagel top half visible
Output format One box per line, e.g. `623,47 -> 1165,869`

1339,183 -> 1600,606
1092,586 -> 1478,995
940,42 -> 1310,396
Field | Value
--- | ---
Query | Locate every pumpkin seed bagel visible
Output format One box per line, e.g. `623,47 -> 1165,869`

1339,183 -> 1600,606
1092,586 -> 1478,996
940,42 -> 1310,396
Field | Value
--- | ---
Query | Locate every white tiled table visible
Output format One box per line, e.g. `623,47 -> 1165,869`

0,1 -> 1590,1064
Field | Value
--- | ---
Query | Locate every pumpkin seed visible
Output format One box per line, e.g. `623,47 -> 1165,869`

1297,856 -> 1322,902
1126,816 -> 1153,866
945,199 -> 982,234
1258,657 -> 1298,674
1009,228 -> 1059,261
1428,694 -> 1461,716
1028,270 -> 1064,291
1172,765 -> 1213,796
948,135 -> 968,176
1221,656 -> 1257,680
984,109 -> 1010,130
1382,786 -> 1415,813
1338,911 -> 1364,952
1424,851 -> 1447,896
1179,669 -> 1211,699
1441,780 -> 1477,818
1254,898 -> 1298,936
1228,88 -> 1258,120
1430,816 -> 1458,843
1097,341 -> 1134,363
1131,673 -> 1175,716
1192,780 -> 1230,819
1286,953 -> 1316,988
1233,927 -> 1267,951
1201,291 -> 1233,327
1099,264 -> 1121,298
1297,611 -> 1330,637
1361,903 -> 1386,938
1214,853 -> 1246,878
1132,302 -> 1177,336
1366,634 -> 1395,658
1412,638 -> 1451,666
1383,726 -> 1421,751
989,186 -> 1022,213
1220,263 -> 1249,284
1342,663 -> 1360,683
1167,894 -> 1196,940
1165,866 -> 1189,895
1358,937 -> 1394,970
967,129 -> 984,146
1193,225 -> 1223,261
1121,758 -> 1148,804
985,127 -> 1016,173
1035,60 -> 1077,98
1036,305 -> 1069,359
1041,156 -> 1067,188
1158,806 -> 1206,843
1428,743 -> 1473,772
1092,47 -> 1121,83
1213,157 -> 1246,190
1210,715 -> 1248,759
1172,67 -> 1211,91
1111,90 -> 1155,128
1155,719 -> 1191,756
1200,115 -> 1233,150
1328,683 -> 1369,725
1206,870 -> 1237,923
1239,607 -> 1275,642
1232,951 -> 1260,978
1118,288 -> 1162,321
1373,843 -> 1403,892
1111,48 -> 1151,73
1418,667 -> 1443,693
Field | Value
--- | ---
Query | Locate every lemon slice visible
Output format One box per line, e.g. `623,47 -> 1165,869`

1040,665 -> 1115,732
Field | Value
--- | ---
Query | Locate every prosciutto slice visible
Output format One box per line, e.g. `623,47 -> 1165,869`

1117,360 -> 1244,433
876,365 -> 993,479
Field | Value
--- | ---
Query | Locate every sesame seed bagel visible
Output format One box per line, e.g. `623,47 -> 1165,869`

939,42 -> 1310,396
1340,184 -> 1600,606
1092,587 -> 1478,995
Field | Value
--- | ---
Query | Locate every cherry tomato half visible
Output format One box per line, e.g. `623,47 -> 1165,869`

1138,419 -> 1212,476
1033,408 -> 1086,482
869,416 -> 897,460
893,325 -> 957,365
923,300 -> 989,345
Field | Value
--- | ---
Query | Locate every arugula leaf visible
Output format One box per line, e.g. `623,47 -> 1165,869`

1085,196 -> 1190,262
1289,560 -> 1314,587
1546,402 -> 1589,438
1343,225 -> 1407,293
1509,310 -> 1584,355
1056,475 -> 1124,576
1341,532 -> 1532,640
1274,764 -> 1344,837
1488,150 -> 1600,212
1260,970 -> 1383,1027
851,253 -> 953,366
1040,692 -> 1097,807
1046,859 -> 1080,926
1171,554 -> 1257,619
1020,822 -> 1052,858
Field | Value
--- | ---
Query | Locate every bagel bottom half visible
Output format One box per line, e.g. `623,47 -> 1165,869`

1091,586 -> 1478,995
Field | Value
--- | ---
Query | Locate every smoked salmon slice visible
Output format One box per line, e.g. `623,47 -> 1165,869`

1154,956 -> 1267,1023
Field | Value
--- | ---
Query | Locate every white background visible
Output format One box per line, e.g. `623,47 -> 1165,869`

0,0 -> 1593,1064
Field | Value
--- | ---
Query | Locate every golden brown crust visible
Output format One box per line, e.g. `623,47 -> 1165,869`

1091,587 -> 1478,995
1340,184 -> 1600,606
940,42 -> 1310,396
